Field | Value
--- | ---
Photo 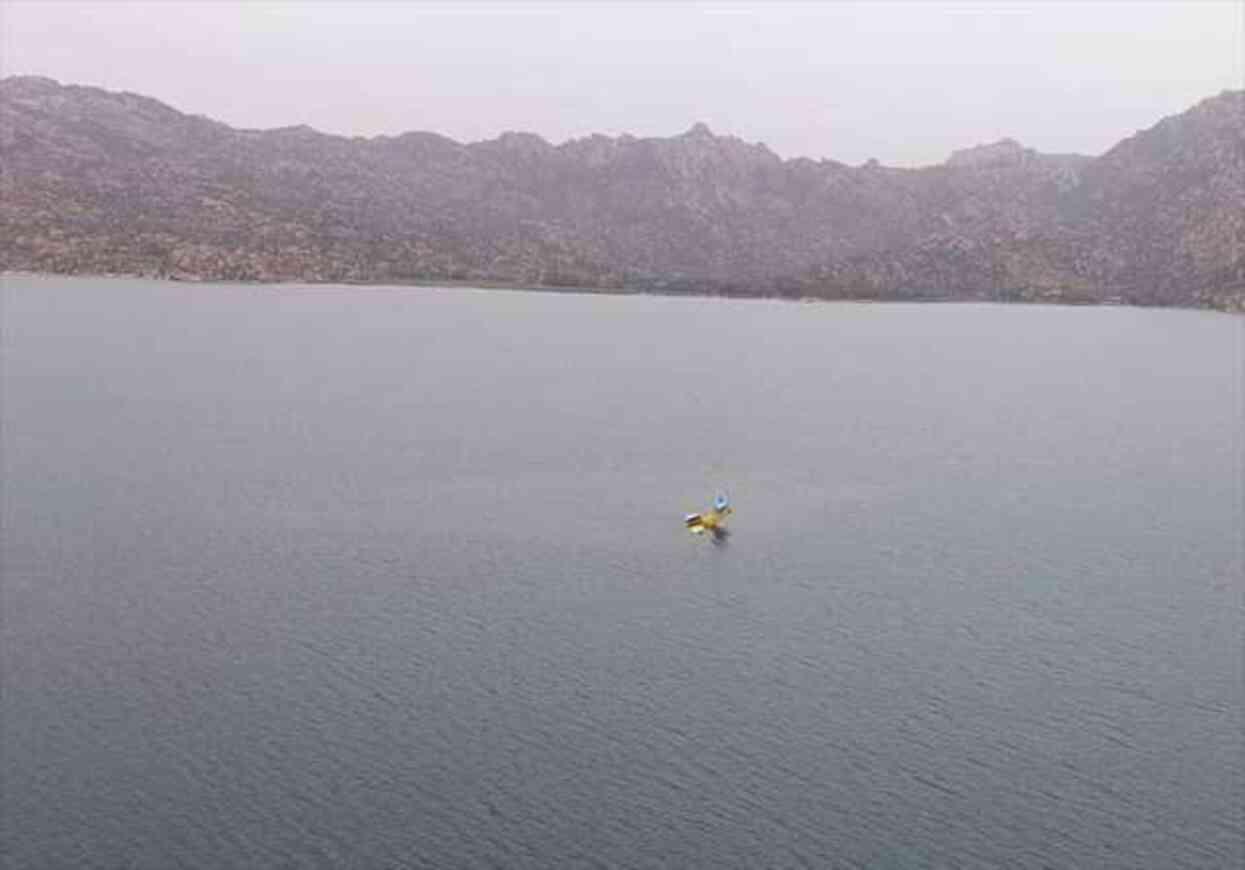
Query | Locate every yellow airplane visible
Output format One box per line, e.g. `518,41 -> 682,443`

685,494 -> 732,536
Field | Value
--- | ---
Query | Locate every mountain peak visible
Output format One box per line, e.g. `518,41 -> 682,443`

0,74 -> 61,90
945,137 -> 1033,168
496,130 -> 551,148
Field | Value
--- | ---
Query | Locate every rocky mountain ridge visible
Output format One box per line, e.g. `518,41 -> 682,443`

2,76 -> 1241,309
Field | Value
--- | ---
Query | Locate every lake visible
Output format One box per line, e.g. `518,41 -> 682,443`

2,275 -> 1241,868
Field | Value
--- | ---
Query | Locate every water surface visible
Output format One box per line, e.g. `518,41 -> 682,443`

3,276 -> 1241,868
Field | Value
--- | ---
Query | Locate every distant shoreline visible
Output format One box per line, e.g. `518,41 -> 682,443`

3,270 -> 1240,314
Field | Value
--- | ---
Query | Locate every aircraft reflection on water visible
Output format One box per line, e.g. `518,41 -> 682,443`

685,494 -> 732,543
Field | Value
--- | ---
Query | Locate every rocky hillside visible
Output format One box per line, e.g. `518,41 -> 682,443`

2,77 -> 1241,309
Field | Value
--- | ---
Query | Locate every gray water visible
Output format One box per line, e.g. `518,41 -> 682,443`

2,275 -> 1241,869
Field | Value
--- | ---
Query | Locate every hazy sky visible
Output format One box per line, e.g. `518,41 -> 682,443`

2,0 -> 1241,165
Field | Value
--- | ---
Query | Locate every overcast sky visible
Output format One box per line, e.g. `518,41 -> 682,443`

2,0 -> 1240,165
